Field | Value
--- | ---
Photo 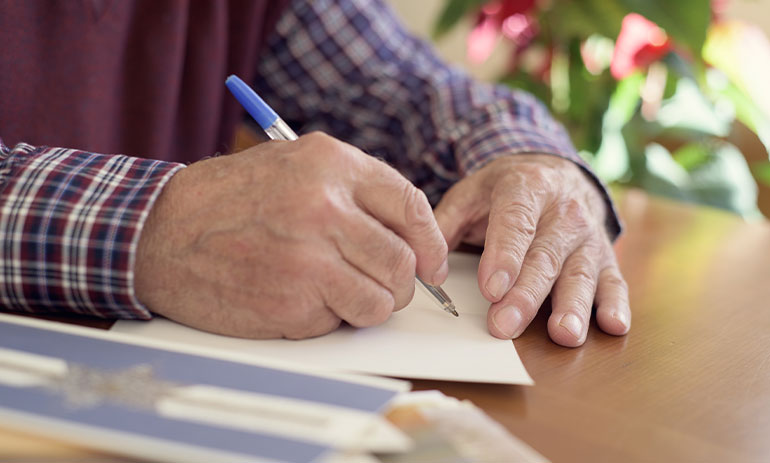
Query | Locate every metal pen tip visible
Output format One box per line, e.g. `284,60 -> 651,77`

444,304 -> 459,317
416,276 -> 459,317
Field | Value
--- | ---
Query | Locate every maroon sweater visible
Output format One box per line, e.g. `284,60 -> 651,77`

0,0 -> 288,163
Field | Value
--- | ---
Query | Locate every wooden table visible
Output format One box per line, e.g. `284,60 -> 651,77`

3,189 -> 770,462
415,188 -> 770,463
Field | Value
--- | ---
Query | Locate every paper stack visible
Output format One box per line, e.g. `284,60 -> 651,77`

0,314 -> 409,463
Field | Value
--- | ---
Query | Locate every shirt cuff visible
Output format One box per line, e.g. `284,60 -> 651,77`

0,143 -> 184,319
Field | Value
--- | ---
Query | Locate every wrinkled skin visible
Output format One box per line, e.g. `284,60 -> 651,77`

135,133 -> 448,339
135,133 -> 630,346
434,154 -> 630,347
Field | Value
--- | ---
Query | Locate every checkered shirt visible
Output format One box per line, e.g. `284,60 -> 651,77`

0,0 -> 619,319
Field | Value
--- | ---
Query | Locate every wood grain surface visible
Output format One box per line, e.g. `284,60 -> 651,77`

414,188 -> 770,463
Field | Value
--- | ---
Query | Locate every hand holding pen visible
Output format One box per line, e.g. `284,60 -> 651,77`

226,75 -> 458,318
136,121 -> 453,339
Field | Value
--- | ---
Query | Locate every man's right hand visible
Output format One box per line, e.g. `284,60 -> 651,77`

134,132 -> 448,339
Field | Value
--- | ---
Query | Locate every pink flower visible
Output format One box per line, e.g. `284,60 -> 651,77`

610,13 -> 672,79
468,14 -> 501,63
482,0 -> 536,20
468,0 -> 538,64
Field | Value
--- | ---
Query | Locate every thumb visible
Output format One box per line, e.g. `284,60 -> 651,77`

433,179 -> 479,251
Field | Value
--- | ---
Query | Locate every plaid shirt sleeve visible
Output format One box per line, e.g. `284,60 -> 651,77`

0,138 -> 183,318
255,0 -> 621,238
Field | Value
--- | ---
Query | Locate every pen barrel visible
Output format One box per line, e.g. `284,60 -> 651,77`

416,277 -> 457,316
265,119 -> 299,141
225,74 -> 457,317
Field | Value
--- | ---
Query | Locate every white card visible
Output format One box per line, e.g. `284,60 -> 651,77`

113,252 -> 533,385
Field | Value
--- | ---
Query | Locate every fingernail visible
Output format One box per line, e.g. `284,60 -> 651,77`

493,306 -> 524,339
432,258 -> 449,285
612,310 -> 630,332
485,270 -> 511,301
559,313 -> 583,340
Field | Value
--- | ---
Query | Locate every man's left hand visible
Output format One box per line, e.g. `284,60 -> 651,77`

434,154 -> 630,347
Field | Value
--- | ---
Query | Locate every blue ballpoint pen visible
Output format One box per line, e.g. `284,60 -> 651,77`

225,74 -> 459,317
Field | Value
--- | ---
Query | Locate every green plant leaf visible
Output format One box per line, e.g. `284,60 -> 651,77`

543,0 -> 627,40
618,0 -> 711,56
587,73 -> 642,183
672,143 -> 710,171
604,72 -> 643,131
717,80 -> 770,158
656,78 -> 731,136
433,0 -> 485,39
662,52 -> 699,83
543,0 -> 710,57
686,142 -> 761,218
592,131 -> 630,183
639,142 -> 761,218
564,41 -> 616,154
643,143 -> 690,188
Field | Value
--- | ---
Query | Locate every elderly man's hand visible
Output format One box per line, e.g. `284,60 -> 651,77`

434,154 -> 630,347
134,132 -> 448,339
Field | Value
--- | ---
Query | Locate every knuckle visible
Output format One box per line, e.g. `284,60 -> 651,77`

393,283 -> 416,311
564,256 -> 597,288
583,238 -> 606,256
574,296 -> 594,319
282,303 -> 336,340
321,317 -> 343,335
316,187 -> 339,211
566,267 -> 596,293
561,273 -> 596,317
439,182 -> 473,218
527,244 -> 563,281
369,301 -> 395,326
402,183 -> 433,228
497,201 -> 538,238
299,131 -> 327,151
303,130 -> 333,146
436,237 -> 449,261
512,285 -> 541,319
389,242 -> 417,285
350,290 -> 394,328
302,315 -> 342,338
516,163 -> 553,192
603,271 -> 628,292
304,132 -> 352,163
562,198 -> 589,231
489,239 -> 527,269
310,188 -> 348,228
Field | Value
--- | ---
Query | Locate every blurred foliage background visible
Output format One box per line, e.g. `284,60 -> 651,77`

429,0 -> 770,219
